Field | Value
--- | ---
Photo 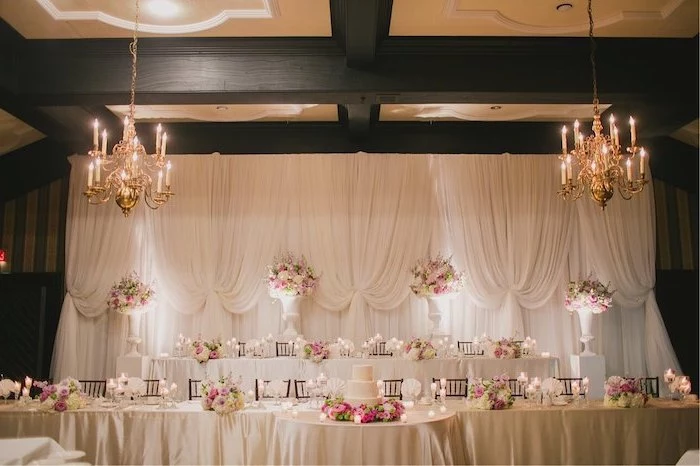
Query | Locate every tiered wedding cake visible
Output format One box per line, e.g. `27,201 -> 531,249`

344,365 -> 381,406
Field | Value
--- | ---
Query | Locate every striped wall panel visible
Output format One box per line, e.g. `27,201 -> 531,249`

0,177 -> 69,273
654,179 -> 698,271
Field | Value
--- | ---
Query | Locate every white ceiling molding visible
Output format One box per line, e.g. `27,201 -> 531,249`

106,104 -> 322,122
442,0 -> 686,35
34,0 -> 280,35
383,104 -> 612,122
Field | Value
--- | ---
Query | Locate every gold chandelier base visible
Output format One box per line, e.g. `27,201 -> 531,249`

116,186 -> 140,217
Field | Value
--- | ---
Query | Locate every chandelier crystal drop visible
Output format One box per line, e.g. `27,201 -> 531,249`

83,0 -> 174,217
557,0 -> 647,210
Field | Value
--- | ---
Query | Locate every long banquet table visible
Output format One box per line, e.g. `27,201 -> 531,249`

1,398 -> 696,465
150,356 -> 559,393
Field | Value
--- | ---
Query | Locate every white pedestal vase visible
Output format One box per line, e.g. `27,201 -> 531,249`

125,308 -> 147,357
277,295 -> 304,338
576,307 -> 596,356
426,294 -> 455,341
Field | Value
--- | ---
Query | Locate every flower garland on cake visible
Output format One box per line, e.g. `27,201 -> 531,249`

201,375 -> 245,415
300,340 -> 330,363
322,398 -> 405,423
107,271 -> 155,315
36,378 -> 87,412
409,253 -> 465,297
403,338 -> 437,361
485,337 -> 522,359
267,252 -> 319,298
467,375 -> 514,410
565,277 -> 614,314
191,337 -> 223,363
603,376 -> 648,408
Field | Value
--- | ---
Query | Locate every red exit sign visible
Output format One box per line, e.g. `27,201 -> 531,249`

0,249 -> 5,262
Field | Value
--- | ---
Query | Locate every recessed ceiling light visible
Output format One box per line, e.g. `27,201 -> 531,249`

216,105 -> 229,111
556,3 -> 573,12
490,105 -> 502,110
148,0 -> 180,18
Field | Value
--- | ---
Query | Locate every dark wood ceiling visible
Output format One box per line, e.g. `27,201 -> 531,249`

0,0 -> 697,201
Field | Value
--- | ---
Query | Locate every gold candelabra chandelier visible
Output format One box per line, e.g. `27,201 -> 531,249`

557,0 -> 647,210
83,0 -> 174,217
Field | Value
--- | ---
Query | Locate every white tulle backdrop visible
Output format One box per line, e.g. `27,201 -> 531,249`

51,153 -> 679,380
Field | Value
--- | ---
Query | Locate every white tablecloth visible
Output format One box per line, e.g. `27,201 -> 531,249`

271,410 -> 465,465
0,437 -> 65,465
151,356 -> 559,394
0,399 -> 696,465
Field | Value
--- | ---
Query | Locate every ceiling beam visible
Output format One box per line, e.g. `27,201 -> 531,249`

331,0 -> 393,68
5,36 -> 695,108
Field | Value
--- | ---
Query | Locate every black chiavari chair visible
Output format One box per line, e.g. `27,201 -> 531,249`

383,379 -> 403,399
276,342 -> 297,357
189,379 -> 202,400
369,341 -> 393,357
294,380 -> 310,399
456,341 -> 484,356
238,343 -> 246,357
640,376 -> 660,398
507,378 -> 526,397
432,378 -> 469,398
79,380 -> 106,398
255,379 -> 291,401
556,377 -> 583,396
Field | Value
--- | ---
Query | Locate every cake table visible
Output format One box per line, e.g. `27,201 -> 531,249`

270,409 -> 466,465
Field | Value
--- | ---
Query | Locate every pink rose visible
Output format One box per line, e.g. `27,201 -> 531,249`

195,346 -> 204,354
54,400 -> 67,412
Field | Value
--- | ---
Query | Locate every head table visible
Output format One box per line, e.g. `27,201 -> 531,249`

0,398 -> 696,465
150,355 -> 559,394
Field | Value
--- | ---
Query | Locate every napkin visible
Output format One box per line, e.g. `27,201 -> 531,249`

401,378 -> 422,399
127,377 -> 146,396
326,378 -> 346,397
541,377 -> 563,396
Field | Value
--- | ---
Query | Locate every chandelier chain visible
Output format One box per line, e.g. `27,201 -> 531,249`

588,0 -> 598,114
128,0 -> 140,124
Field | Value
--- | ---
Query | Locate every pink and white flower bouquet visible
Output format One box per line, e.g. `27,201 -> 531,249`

467,375 -> 514,410
565,277 -> 614,314
201,375 -> 245,415
267,252 -> 319,298
107,271 -> 155,315
403,338 -> 437,361
322,397 -> 405,423
300,340 -> 330,363
410,254 -> 465,297
604,376 -> 648,408
36,378 -> 87,412
191,337 -> 223,363
485,337 -> 522,359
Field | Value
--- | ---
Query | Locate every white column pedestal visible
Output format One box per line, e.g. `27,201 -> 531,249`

116,355 -> 151,379
570,354 -> 606,400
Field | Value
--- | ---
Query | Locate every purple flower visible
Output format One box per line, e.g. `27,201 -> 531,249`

54,400 -> 67,412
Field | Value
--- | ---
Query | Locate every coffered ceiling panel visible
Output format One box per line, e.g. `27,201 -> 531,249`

0,0 -> 331,38
0,109 -> 45,157
106,104 -> 338,122
380,103 -> 613,122
390,0 -> 699,37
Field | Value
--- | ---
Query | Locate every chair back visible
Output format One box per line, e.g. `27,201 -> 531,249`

506,379 -> 526,397
383,379 -> 403,399
641,376 -> 660,398
294,380 -> 309,399
276,342 -> 297,357
456,341 -> 484,356
142,379 -> 162,397
189,379 -> 202,400
255,379 -> 291,400
432,378 -> 469,398
369,341 -> 392,357
555,377 -> 583,396
79,380 -> 106,398
238,343 -> 246,357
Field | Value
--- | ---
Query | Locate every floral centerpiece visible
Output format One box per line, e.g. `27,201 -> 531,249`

322,397 -> 405,423
300,340 -> 330,363
403,338 -> 437,361
485,337 -> 522,359
604,376 -> 648,408
201,375 -> 245,414
565,277 -> 614,314
36,378 -> 87,412
267,252 -> 319,298
410,254 -> 465,297
467,375 -> 514,410
191,337 -> 223,363
107,271 -> 155,315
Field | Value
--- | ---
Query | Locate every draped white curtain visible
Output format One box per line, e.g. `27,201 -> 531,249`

51,153 -> 679,380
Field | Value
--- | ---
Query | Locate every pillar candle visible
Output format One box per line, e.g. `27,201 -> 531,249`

561,126 -> 567,154
639,149 -> 646,176
101,129 -> 107,155
93,119 -> 99,147
629,117 -> 636,147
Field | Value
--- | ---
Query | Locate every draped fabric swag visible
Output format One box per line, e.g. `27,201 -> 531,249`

51,153 -> 679,380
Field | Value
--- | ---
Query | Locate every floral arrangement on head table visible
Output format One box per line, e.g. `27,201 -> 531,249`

565,276 -> 614,314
